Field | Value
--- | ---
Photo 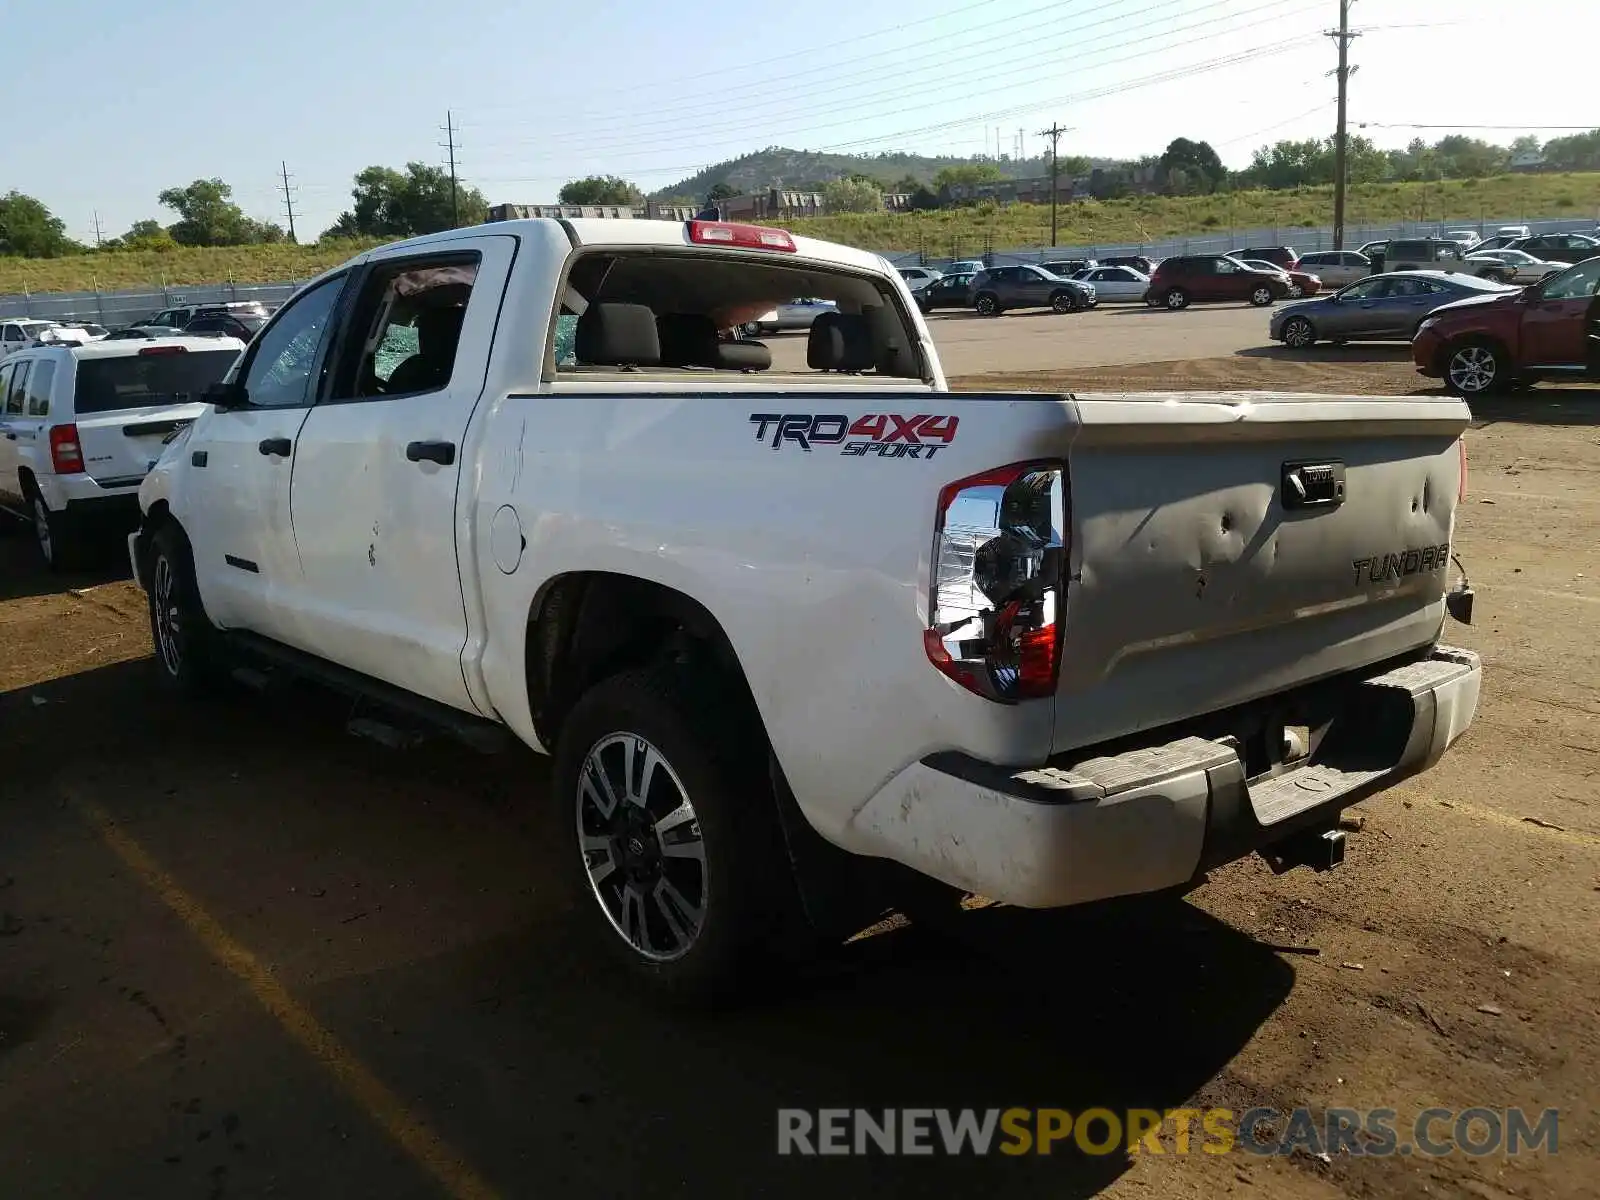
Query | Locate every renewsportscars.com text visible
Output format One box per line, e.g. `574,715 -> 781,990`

776,1106 -> 1559,1158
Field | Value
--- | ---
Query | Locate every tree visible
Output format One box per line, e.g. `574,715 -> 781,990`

122,219 -> 178,251
1541,129 -> 1600,172
0,191 -> 82,258
158,178 -> 250,246
932,163 -> 1004,190
1510,134 -> 1543,158
323,162 -> 489,241
558,175 -> 644,206
705,182 -> 740,203
906,185 -> 941,211
1158,138 -> 1227,194
821,177 -> 883,214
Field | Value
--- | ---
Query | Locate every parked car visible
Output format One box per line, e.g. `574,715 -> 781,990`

1356,240 -> 1390,262
0,337 -> 244,568
1271,271 -> 1516,349
1442,229 -> 1481,252
1143,255 -> 1289,309
1238,258 -> 1322,299
126,215 -> 1479,1003
1295,250 -> 1372,289
1413,255 -> 1600,396
1463,248 -> 1566,285
1039,258 -> 1096,277
1371,238 -> 1507,279
1100,254 -> 1156,274
1505,232 -> 1600,265
104,327 -> 179,341
742,298 -> 838,334
897,267 -> 942,292
139,301 -> 269,331
1228,245 -> 1300,271
1466,234 -> 1522,254
1495,225 -> 1531,240
184,312 -> 266,341
945,259 -> 987,275
1070,265 -> 1150,302
914,272 -> 977,313
969,264 -> 1095,315
1,319 -> 60,358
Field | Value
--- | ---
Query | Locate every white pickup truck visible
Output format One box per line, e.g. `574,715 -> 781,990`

130,217 -> 1481,1001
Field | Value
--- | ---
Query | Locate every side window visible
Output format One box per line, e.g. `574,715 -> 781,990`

5,362 -> 29,414
25,359 -> 55,415
332,255 -> 480,400
1341,278 -> 1384,301
1214,258 -> 1236,274
238,275 -> 347,409
2,325 -> 22,344
0,364 -> 11,404
1543,260 -> 1600,301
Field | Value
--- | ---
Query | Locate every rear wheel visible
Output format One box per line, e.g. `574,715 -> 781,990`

1444,340 -> 1510,397
1163,288 -> 1189,311
555,665 -> 795,1005
147,523 -> 222,696
1249,285 -> 1275,307
1049,290 -> 1075,314
28,491 -> 78,572
1281,316 -> 1316,349
974,293 -> 1000,317
1287,282 -> 1305,299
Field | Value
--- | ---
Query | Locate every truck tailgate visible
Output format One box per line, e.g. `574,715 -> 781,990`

1055,392 -> 1469,754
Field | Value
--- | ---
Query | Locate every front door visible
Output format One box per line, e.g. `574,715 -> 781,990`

184,272 -> 350,639
286,236 -> 514,712
1521,259 -> 1600,369
0,361 -> 21,505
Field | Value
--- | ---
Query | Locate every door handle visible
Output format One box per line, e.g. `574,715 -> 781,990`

259,437 -> 292,457
406,440 -> 456,466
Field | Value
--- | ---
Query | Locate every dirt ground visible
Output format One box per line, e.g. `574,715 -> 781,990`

1,357 -> 1597,1200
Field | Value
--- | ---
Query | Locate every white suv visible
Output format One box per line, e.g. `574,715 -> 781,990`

0,336 -> 243,568
1,319 -> 61,358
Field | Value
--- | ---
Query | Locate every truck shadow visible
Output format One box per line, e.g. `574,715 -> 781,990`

1234,343 -> 1413,364
3,657 -> 1297,1200
1467,391 -> 1600,429
0,526 -> 132,603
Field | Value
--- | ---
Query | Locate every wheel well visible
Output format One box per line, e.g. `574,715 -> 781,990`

131,501 -> 176,590
1437,333 -> 1509,376
18,467 -> 38,499
525,572 -> 763,750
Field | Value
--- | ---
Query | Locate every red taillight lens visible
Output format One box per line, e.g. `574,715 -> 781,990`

926,461 -> 1068,702
49,423 -> 83,474
139,344 -> 188,356
686,220 -> 796,252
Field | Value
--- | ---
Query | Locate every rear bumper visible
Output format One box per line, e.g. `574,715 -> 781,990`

845,647 -> 1480,908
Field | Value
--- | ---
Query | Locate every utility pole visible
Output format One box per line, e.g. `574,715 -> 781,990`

91,210 -> 103,248
277,161 -> 299,243
1036,121 -> 1072,248
1328,0 -> 1359,249
441,110 -> 460,227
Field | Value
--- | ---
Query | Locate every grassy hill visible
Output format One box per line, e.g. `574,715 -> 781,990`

3,173 -> 1596,296
650,147 -> 1051,201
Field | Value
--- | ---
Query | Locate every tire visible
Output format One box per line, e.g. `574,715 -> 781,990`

28,490 -> 78,572
1163,288 -> 1189,311
1249,285 -> 1275,307
1443,339 -> 1510,398
1281,316 -> 1316,349
1287,283 -> 1304,300
147,522 -> 223,696
974,293 -> 1000,317
554,665 -> 794,1005
1049,290 -> 1075,314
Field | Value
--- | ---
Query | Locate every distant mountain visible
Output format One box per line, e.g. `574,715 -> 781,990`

649,147 -> 1073,201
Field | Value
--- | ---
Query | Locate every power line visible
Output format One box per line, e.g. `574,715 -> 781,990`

1358,122 -> 1599,131
440,111 -> 460,227
1328,0 -> 1359,249
1037,122 -> 1073,248
471,33 -> 1325,187
278,161 -> 300,243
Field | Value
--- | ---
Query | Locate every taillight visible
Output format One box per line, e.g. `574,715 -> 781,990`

925,462 -> 1068,702
686,220 -> 796,252
49,423 -> 83,474
139,344 -> 188,356
1458,438 -> 1468,502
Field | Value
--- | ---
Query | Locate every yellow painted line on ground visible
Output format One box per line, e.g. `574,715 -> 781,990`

1436,798 -> 1600,851
71,795 -> 501,1200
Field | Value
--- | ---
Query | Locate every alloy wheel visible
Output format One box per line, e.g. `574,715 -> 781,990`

1283,317 -> 1315,349
1447,345 -> 1499,395
577,733 -> 707,962
152,554 -> 184,677
32,497 -> 53,565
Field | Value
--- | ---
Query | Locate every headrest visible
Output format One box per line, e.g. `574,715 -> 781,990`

416,305 -> 466,353
806,311 -> 874,372
576,303 -> 660,367
716,340 -> 771,371
656,313 -> 719,367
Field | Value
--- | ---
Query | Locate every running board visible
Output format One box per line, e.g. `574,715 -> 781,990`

221,630 -> 512,754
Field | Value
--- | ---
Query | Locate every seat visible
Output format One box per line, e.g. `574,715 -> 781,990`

656,313 -> 719,367
576,303 -> 661,367
806,311 -> 874,372
386,305 -> 467,395
716,340 -> 771,371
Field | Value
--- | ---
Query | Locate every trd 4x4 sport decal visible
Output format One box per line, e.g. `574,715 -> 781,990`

749,413 -> 959,459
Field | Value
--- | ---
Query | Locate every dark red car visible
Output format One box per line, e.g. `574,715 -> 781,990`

1143,255 -> 1290,310
1412,256 -> 1600,396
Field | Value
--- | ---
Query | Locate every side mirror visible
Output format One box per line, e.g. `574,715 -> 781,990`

206,380 -> 248,411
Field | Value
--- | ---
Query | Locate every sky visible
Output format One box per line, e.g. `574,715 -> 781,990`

4,0 -> 1596,243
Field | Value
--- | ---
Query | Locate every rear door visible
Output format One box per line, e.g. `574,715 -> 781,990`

69,345 -> 235,489
0,361 -> 19,503
1521,258 -> 1600,369
285,235 -> 515,712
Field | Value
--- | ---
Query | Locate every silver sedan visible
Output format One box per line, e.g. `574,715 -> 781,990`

1269,271 -> 1516,348
1463,248 -> 1566,285
1071,265 -> 1150,301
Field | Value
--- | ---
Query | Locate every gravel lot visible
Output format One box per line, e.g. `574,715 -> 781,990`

1,337 -> 1597,1199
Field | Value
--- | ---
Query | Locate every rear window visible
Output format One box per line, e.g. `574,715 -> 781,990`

72,349 -> 239,414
